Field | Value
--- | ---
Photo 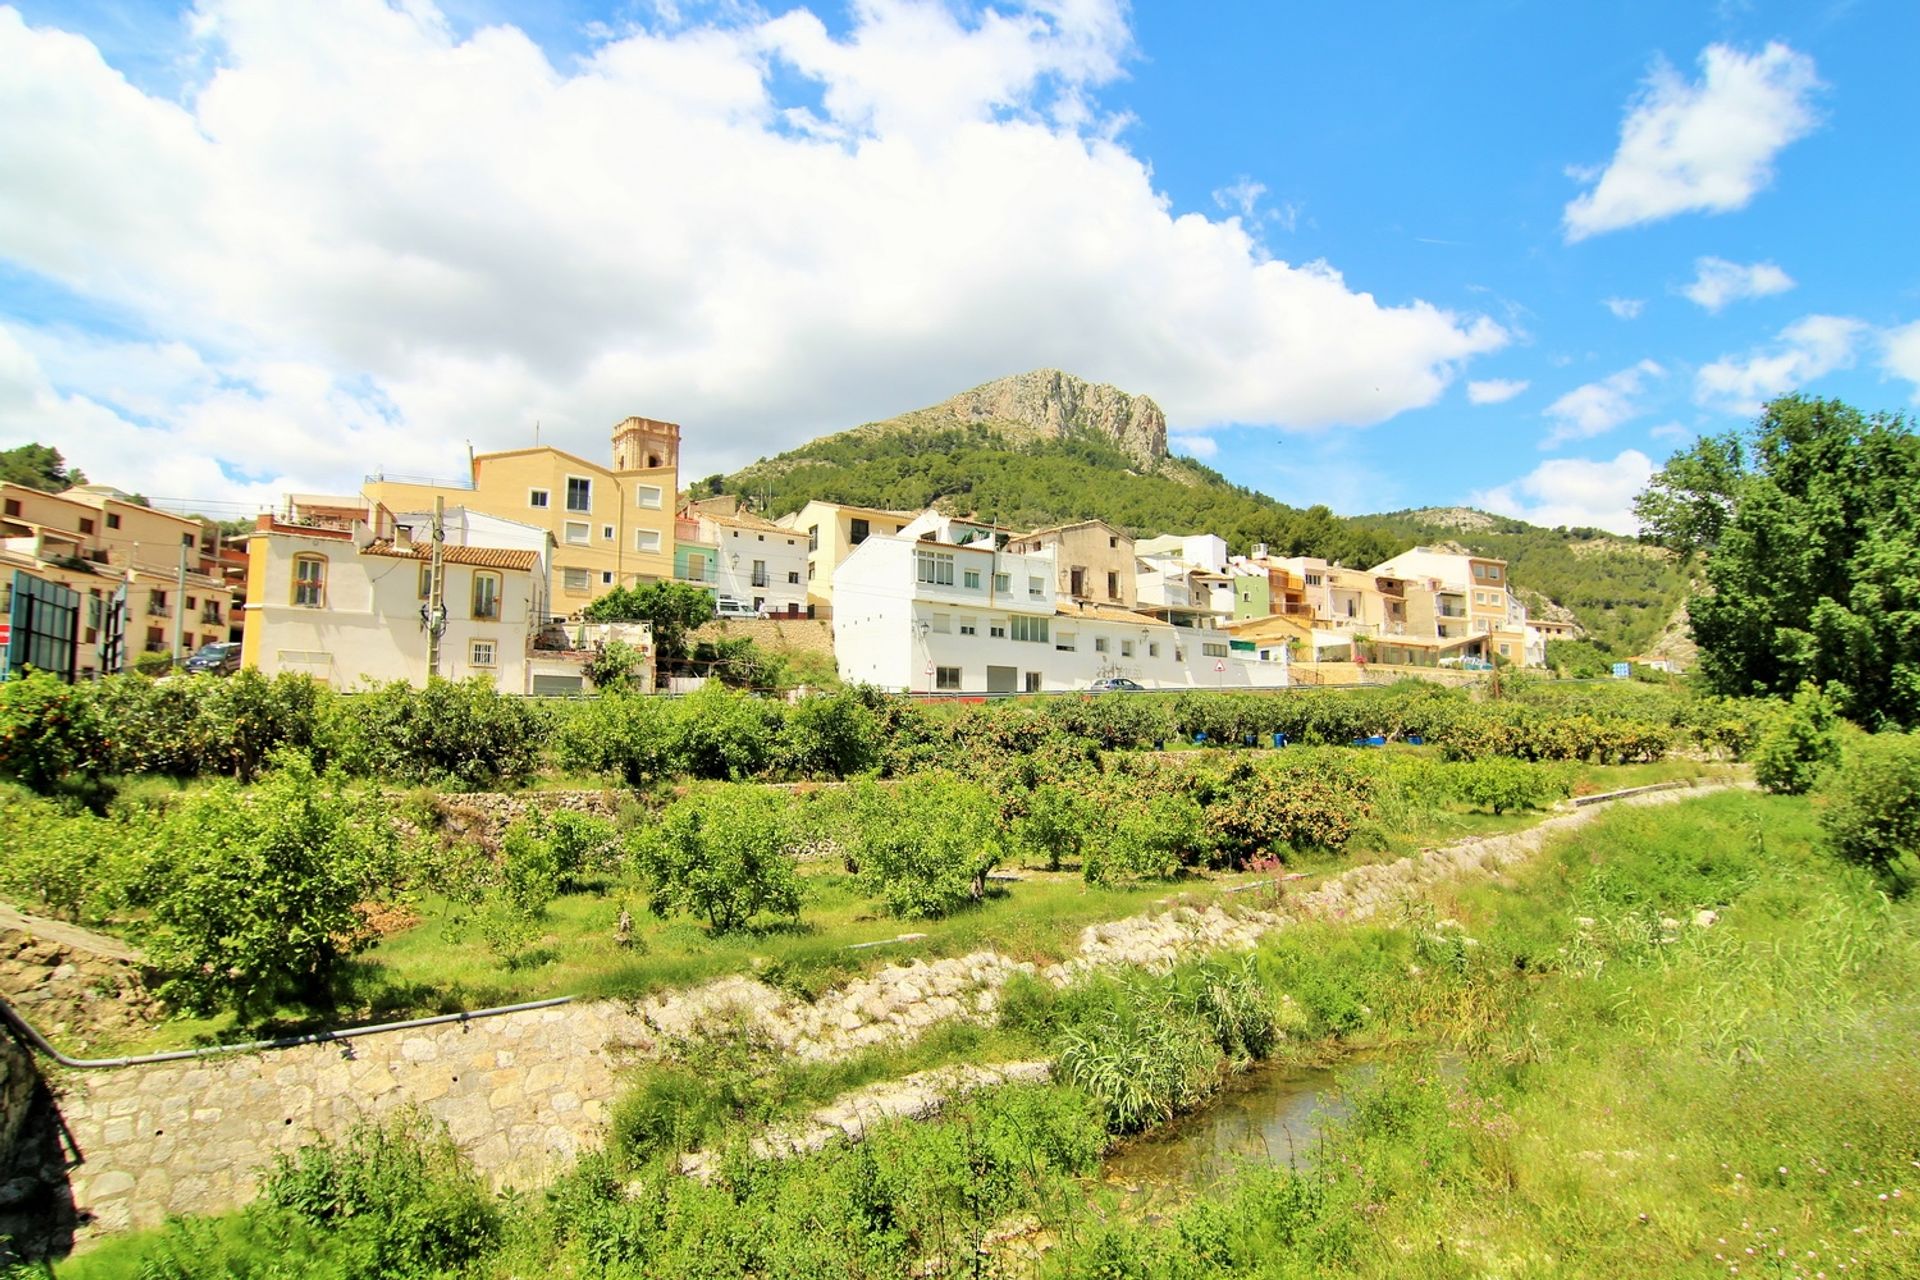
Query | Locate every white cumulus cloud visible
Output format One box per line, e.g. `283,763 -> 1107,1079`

0,2 -> 1508,503
1473,450 -> 1655,536
1542,360 -> 1665,447
1878,320 -> 1920,403
1695,315 -> 1866,414
1681,256 -> 1795,311
1169,432 -> 1219,460
1603,297 -> 1644,320
1563,42 -> 1821,241
1467,378 -> 1529,405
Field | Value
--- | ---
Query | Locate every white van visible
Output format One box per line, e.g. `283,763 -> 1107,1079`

715,597 -> 761,619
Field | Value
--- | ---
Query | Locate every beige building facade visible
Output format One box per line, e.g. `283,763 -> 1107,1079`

1,482 -> 235,675
1005,519 -> 1137,609
777,500 -> 919,616
364,417 -> 680,618
239,516 -> 545,688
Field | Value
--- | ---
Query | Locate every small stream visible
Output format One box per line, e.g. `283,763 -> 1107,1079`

1096,1059 -> 1371,1211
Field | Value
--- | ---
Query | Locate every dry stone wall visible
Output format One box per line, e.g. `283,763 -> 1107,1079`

690,617 -> 835,660
0,905 -> 159,1053
47,782 -> 1730,1248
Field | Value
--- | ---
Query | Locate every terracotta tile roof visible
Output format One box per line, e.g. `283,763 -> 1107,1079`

363,540 -> 539,571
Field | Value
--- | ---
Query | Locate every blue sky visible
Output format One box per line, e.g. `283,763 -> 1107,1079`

2,1 -> 1916,532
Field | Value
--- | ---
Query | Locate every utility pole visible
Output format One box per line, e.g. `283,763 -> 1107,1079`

427,496 -> 446,677
170,539 -> 187,665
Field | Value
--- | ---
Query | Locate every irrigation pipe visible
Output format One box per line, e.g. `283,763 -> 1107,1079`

0,993 -> 575,1071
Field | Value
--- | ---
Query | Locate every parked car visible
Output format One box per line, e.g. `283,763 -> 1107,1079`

184,641 -> 241,675
714,597 -> 762,619
1087,677 -> 1145,693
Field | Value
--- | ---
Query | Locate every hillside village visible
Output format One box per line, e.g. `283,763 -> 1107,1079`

5,389 -> 1579,693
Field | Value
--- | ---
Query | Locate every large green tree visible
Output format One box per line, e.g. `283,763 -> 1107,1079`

0,442 -> 85,492
581,580 -> 716,662
1636,396 -> 1920,726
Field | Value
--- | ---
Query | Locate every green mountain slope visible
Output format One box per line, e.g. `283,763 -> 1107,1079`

715,374 -> 1685,658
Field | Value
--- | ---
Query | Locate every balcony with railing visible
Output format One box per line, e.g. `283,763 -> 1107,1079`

750,570 -> 770,589
146,599 -> 172,618
202,604 -> 223,624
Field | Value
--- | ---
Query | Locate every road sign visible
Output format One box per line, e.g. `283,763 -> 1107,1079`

1213,659 -> 1225,673
1611,662 -> 1630,679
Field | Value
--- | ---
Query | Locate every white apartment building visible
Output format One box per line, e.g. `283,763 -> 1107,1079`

832,516 -> 1286,693
692,508 -> 810,615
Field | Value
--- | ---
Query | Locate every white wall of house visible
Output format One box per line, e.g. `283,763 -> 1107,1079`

1137,533 -> 1230,575
833,532 -> 1287,693
390,507 -> 552,617
248,527 -> 539,690
701,519 -> 810,613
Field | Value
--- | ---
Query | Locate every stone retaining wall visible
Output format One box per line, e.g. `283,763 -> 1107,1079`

48,782 -> 1732,1249
427,789 -> 623,848
0,905 -> 159,1054
690,617 -> 835,660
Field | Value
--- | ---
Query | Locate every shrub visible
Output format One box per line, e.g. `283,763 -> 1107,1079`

779,686 -> 881,778
140,750 -> 397,1016
1054,978 -> 1223,1131
0,790 -> 144,923
333,676 -> 548,788
838,773 -> 1004,918
1084,790 -> 1209,885
553,691 -> 679,786
0,668 -> 103,792
260,1107 -> 500,1279
1447,757 -> 1570,815
670,682 -> 783,780
1819,731 -> 1920,876
1752,682 -> 1843,794
631,784 -> 804,932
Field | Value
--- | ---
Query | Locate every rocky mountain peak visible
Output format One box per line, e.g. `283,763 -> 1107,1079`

935,369 -> 1168,467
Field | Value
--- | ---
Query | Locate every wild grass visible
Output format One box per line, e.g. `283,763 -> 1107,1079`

1042,790 -> 1920,1277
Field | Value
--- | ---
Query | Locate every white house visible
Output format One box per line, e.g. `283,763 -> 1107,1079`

241,515 -> 549,690
691,508 -> 810,616
1136,533 -> 1231,575
831,515 -> 1287,693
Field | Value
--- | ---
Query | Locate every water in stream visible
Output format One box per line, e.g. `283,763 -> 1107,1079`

1096,1059 -> 1370,1213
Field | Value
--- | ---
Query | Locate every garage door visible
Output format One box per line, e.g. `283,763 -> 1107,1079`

531,674 -> 585,696
985,665 -> 1017,695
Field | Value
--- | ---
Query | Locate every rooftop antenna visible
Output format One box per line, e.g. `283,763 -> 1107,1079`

535,420 -> 541,446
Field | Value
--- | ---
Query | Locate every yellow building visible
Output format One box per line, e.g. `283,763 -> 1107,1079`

776,500 -> 920,617
364,417 -> 680,617
2,482 -> 235,674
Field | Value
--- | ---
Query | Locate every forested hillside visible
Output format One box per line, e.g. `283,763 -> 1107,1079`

716,377 -> 1687,658
720,425 -> 1404,568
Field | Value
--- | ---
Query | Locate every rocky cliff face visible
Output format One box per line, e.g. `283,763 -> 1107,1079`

935,370 -> 1168,467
